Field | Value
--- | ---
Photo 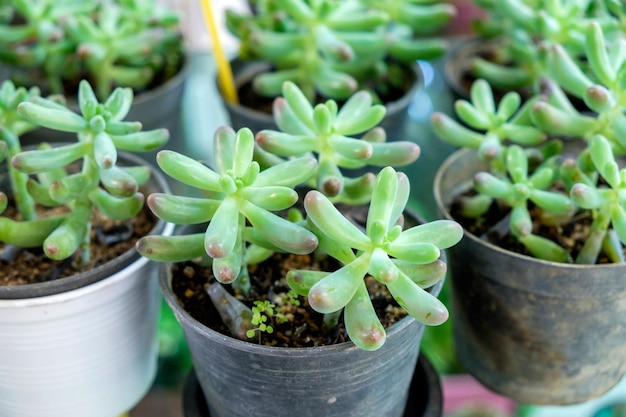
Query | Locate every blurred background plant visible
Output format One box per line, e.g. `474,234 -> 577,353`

225,0 -> 456,102
1,79 -> 169,265
433,1 -> 626,264
465,0 -> 622,99
0,0 -> 184,100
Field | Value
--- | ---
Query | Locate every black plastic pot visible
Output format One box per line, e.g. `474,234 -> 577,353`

443,36 -> 533,104
221,59 -> 422,140
433,148 -> 626,405
182,352 -> 443,417
159,207 -> 444,417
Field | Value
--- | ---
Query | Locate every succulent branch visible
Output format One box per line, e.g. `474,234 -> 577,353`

287,167 -> 462,350
256,81 -> 420,203
136,126 -> 319,283
1,80 -> 169,265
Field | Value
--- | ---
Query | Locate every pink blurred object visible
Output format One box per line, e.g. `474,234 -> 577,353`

442,374 -> 517,416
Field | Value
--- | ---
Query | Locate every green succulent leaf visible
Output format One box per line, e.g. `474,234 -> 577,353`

369,247 -> 398,283
17,101 -> 88,133
43,211 -> 88,260
304,190 -> 370,250
241,186 -> 298,211
281,81 -> 315,131
100,165 -> 139,197
12,142 -> 90,174
255,130 -> 317,156
104,86 -> 133,121
431,112 -> 484,148
89,189 -> 144,220
136,234 -> 207,262
254,155 -> 317,187
343,281 -> 386,351
240,199 -> 318,254
286,269 -> 330,296
392,220 -> 464,251
308,253 -> 369,314
0,215 -> 67,248
273,96 -> 316,136
517,234 -> 572,263
49,173 -> 92,204
204,197 -> 240,258
393,259 -> 447,288
147,194 -> 220,224
157,150 -> 221,191
110,129 -> 169,152
386,272 -> 448,326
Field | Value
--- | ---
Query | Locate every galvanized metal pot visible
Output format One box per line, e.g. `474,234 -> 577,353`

433,148 -> 626,405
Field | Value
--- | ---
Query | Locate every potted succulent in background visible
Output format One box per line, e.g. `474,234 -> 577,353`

443,0 -> 615,105
137,81 -> 463,417
431,15 -> 626,406
221,0 -> 456,136
0,79 -> 174,417
0,0 -> 187,153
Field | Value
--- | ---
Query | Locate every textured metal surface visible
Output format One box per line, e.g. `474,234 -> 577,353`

434,149 -> 626,405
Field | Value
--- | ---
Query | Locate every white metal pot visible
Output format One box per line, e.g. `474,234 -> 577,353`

0,151 -> 175,417
0,222 -> 174,417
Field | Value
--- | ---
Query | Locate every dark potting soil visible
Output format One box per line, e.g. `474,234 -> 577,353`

450,194 -> 618,264
171,254 -> 408,348
238,62 -> 416,116
171,204 -> 418,348
0,204 -> 157,286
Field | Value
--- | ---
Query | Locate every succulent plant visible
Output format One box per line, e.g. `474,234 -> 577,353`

432,12 -> 626,265
0,0 -> 184,99
0,79 -> 169,265
225,0 -> 455,101
468,0 -> 619,94
137,81 -> 463,350
255,81 -> 421,202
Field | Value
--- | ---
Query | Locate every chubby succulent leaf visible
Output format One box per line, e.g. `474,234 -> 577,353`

343,281 -> 386,351
12,142 -> 90,174
307,253 -> 369,314
137,234 -> 207,262
386,272 -> 448,326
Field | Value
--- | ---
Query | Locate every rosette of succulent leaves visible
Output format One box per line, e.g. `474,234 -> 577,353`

225,0 -> 455,101
0,0 -> 184,100
468,0 -> 621,94
432,19 -> 626,265
0,79 -> 169,266
137,81 -> 463,351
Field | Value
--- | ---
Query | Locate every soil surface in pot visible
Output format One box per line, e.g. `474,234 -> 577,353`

239,62 -> 417,116
450,191 -> 619,264
0,203 -> 156,286
171,204 -> 419,348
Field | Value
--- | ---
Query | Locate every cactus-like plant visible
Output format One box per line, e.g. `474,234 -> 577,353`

137,81 -> 463,350
225,0 -> 455,102
0,0 -> 184,99
0,79 -> 169,266
432,9 -> 626,265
